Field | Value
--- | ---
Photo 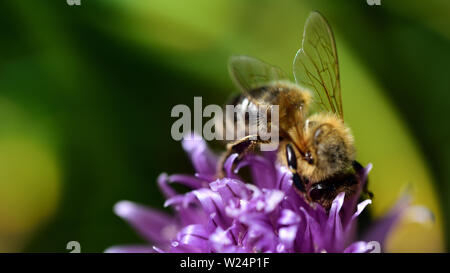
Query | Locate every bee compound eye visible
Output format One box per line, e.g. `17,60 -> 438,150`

285,144 -> 297,170
292,173 -> 305,192
309,183 -> 326,201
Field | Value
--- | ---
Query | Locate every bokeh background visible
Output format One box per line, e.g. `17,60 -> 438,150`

0,0 -> 449,252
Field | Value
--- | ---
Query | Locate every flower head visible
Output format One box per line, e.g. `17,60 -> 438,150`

106,135 -> 420,253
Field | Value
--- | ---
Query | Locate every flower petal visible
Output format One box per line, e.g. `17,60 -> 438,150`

114,200 -> 177,244
325,192 -> 346,252
223,153 -> 239,178
343,241 -> 372,253
297,208 -> 317,252
104,245 -> 156,253
164,193 -> 209,226
278,225 -> 298,251
173,224 -> 211,252
345,199 -> 372,234
278,209 -> 301,226
190,188 -> 230,229
362,194 -> 411,251
242,220 -> 279,253
182,133 -> 218,175
404,205 -> 435,225
157,173 -> 176,198
263,190 -> 284,213
210,178 -> 250,201
209,227 -> 237,252
169,174 -> 206,189
235,154 -> 277,189
341,164 -> 372,225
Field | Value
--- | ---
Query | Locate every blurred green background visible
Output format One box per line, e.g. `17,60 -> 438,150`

0,0 -> 449,252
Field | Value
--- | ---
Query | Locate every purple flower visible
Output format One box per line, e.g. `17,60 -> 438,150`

106,135 -> 417,253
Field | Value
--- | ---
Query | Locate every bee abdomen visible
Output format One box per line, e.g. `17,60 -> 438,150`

222,91 -> 273,141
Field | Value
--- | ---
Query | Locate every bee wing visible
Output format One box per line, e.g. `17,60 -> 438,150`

293,11 -> 344,119
229,55 -> 289,93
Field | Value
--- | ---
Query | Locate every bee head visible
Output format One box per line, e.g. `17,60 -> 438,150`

299,114 -> 355,182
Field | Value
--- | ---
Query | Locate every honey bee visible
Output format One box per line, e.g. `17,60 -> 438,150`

219,11 -> 370,210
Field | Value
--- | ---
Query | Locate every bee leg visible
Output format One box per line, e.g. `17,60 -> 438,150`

217,135 -> 269,177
